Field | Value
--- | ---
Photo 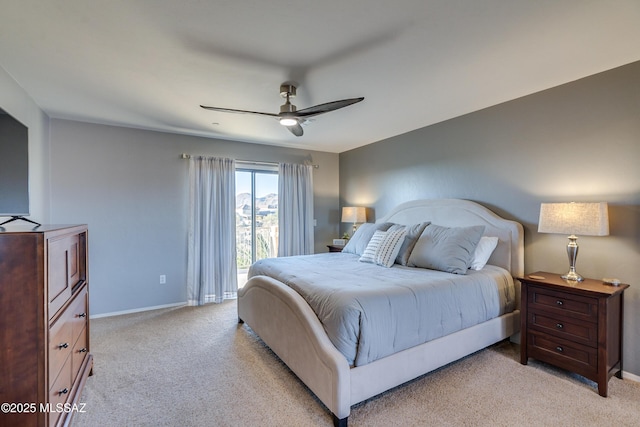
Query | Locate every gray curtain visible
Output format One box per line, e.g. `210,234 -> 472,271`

187,156 -> 237,305
278,163 -> 314,256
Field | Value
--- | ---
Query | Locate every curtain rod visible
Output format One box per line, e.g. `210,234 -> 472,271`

180,153 -> 318,168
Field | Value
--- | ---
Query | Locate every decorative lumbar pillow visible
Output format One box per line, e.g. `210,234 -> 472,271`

469,236 -> 499,270
360,228 -> 407,268
342,222 -> 393,256
359,230 -> 386,263
374,228 -> 408,268
407,224 -> 485,274
388,222 -> 431,266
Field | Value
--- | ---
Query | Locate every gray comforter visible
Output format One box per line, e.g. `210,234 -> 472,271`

248,253 -> 515,366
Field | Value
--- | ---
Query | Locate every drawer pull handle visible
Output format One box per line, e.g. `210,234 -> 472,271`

556,346 -> 563,352
556,300 -> 564,306
58,343 -> 69,349
79,348 -> 88,353
59,388 -> 68,395
556,323 -> 564,329
78,313 -> 87,318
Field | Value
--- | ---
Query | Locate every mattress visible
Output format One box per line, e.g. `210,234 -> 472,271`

248,253 -> 516,366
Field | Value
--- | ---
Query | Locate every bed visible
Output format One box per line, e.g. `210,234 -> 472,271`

238,199 -> 524,426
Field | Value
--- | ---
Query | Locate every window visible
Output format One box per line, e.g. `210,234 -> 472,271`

235,165 -> 278,287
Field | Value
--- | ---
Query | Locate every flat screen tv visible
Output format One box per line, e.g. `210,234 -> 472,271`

0,108 -> 39,226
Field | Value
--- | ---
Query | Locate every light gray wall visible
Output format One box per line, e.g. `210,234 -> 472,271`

0,65 -> 50,223
339,61 -> 640,377
49,120 -> 339,315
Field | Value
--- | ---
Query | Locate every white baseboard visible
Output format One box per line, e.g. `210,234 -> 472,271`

623,370 -> 640,383
90,302 -> 187,319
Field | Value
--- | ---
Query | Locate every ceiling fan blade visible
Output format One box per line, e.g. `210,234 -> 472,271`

200,105 -> 279,118
294,97 -> 364,118
286,122 -> 304,137
200,84 -> 363,137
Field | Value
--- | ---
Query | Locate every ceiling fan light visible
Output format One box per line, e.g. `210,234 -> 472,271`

279,117 -> 297,126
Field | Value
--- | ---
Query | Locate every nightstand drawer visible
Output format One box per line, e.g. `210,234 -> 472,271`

528,311 -> 597,347
528,331 -> 598,378
528,286 -> 598,321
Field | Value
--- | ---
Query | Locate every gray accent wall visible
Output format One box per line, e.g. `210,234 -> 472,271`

49,120 -> 339,316
339,61 -> 640,377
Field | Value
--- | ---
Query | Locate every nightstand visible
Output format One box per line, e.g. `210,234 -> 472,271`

519,271 -> 629,397
327,244 -> 344,252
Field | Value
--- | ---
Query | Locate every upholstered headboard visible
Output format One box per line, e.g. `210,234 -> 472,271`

377,199 -> 524,277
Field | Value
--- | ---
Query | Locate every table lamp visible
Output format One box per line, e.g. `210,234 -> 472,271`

341,207 -> 366,236
538,202 -> 609,281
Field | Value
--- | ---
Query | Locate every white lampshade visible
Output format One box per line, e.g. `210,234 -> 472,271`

538,202 -> 609,236
341,207 -> 366,224
538,202 -> 609,281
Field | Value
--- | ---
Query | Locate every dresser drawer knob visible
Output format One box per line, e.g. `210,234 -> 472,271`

556,346 -> 563,352
556,323 -> 564,329
556,300 -> 563,306
78,313 -> 87,318
59,388 -> 68,395
79,348 -> 88,353
58,343 -> 69,349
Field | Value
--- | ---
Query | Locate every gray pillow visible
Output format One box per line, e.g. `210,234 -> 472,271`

407,224 -> 485,274
342,222 -> 393,256
388,222 -> 431,265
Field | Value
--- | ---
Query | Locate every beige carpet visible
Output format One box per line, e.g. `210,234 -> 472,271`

73,301 -> 640,427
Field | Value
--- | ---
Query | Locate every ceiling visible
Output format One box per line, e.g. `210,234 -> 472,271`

1,1 -> 639,153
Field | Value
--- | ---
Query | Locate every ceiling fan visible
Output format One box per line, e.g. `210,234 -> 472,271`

200,83 -> 364,137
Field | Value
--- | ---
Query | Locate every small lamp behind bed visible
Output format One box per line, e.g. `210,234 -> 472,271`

538,202 -> 609,282
342,206 -> 366,236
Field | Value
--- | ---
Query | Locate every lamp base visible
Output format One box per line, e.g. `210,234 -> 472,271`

562,271 -> 584,282
563,235 -> 583,281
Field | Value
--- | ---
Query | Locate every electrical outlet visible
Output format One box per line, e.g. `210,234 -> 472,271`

159,275 -> 166,284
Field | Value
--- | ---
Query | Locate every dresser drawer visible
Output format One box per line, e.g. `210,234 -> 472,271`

48,356 -> 72,427
528,286 -> 598,321
69,287 -> 89,344
528,330 -> 598,378
72,325 -> 89,381
49,310 -> 73,385
528,311 -> 598,347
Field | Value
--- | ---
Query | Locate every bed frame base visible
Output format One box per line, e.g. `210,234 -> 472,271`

238,275 -> 520,424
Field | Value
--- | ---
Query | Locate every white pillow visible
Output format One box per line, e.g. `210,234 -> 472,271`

360,228 -> 407,268
359,230 -> 386,264
469,236 -> 499,270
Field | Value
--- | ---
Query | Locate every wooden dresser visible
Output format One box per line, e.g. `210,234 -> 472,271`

519,271 -> 628,397
0,224 -> 93,427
